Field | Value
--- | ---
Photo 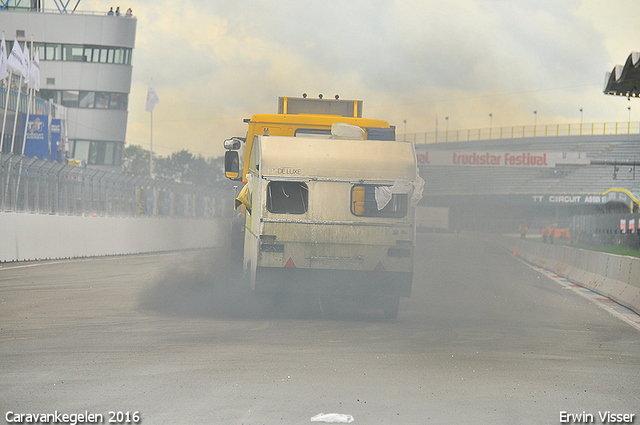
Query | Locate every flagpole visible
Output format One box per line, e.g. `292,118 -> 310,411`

10,74 -> 23,154
1,71 -> 12,152
0,31 -> 8,153
150,109 -> 153,178
146,79 -> 159,179
21,84 -> 30,155
21,37 -> 33,155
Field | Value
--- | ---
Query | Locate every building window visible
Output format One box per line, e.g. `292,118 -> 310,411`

104,142 -> 115,165
40,89 -> 60,103
39,90 -> 127,111
72,140 -> 91,162
79,91 -> 95,108
95,92 -> 110,109
90,48 -> 100,63
84,46 -> 102,63
70,140 -> 123,166
61,90 -> 79,107
351,184 -> 408,218
45,43 -> 62,61
114,144 -> 123,165
266,181 -> 308,214
89,141 -> 106,164
114,49 -> 123,64
27,42 -> 132,65
110,93 -> 127,110
63,44 -> 85,61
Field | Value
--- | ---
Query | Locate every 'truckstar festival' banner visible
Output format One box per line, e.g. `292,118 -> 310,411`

415,148 -> 589,168
22,115 -> 49,160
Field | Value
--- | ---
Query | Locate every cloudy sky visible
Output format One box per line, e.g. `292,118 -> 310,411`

82,0 -> 640,158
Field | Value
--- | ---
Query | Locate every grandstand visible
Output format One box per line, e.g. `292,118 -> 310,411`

416,134 -> 640,233
412,52 -> 640,237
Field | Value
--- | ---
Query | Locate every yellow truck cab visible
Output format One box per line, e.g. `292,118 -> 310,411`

224,95 -> 423,318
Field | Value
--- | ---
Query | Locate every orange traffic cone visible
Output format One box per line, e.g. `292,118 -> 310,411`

513,247 -> 517,257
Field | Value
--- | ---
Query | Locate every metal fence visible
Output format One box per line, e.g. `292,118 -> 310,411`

0,152 -> 229,218
401,121 -> 640,144
572,213 -> 640,249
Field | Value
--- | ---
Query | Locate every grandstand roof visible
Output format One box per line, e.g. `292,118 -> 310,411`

604,52 -> 640,98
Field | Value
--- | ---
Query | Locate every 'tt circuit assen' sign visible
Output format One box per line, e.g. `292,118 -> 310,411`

531,194 -> 610,204
415,148 -> 589,168
532,191 -> 637,206
425,191 -> 638,207
523,191 -> 638,206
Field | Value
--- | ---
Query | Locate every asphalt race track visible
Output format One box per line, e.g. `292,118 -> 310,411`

1,233 -> 639,424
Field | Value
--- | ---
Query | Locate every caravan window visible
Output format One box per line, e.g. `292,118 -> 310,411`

266,181 -> 309,214
295,128 -> 332,138
351,185 -> 408,218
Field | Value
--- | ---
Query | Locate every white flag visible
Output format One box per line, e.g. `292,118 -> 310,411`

29,49 -> 40,91
145,80 -> 160,112
0,33 -> 8,80
7,39 -> 26,78
30,48 -> 40,91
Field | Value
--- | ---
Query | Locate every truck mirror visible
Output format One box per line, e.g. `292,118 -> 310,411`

225,150 -> 241,180
223,138 -> 243,150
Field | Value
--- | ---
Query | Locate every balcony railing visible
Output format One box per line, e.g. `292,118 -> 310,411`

0,87 -> 49,115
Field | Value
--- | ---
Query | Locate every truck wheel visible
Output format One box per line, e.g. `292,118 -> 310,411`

318,295 -> 337,317
383,297 -> 400,319
230,217 -> 245,261
241,260 -> 251,292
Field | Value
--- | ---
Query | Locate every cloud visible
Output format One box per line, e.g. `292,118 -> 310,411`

82,0 -> 638,157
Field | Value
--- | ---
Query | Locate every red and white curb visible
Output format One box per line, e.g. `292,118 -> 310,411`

521,261 -> 640,332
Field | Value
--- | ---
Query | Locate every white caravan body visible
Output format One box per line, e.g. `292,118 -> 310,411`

242,135 -> 421,312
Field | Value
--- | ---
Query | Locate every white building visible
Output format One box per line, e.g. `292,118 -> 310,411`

1,0 -> 136,170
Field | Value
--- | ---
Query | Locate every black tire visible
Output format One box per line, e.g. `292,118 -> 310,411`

382,297 -> 400,319
230,217 -> 245,261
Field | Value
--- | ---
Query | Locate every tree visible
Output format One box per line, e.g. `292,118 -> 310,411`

121,145 -> 232,191
122,144 -> 151,177
153,149 -> 192,182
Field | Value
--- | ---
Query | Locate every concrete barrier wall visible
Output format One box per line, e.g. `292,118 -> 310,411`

515,240 -> 640,316
0,212 -> 228,262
